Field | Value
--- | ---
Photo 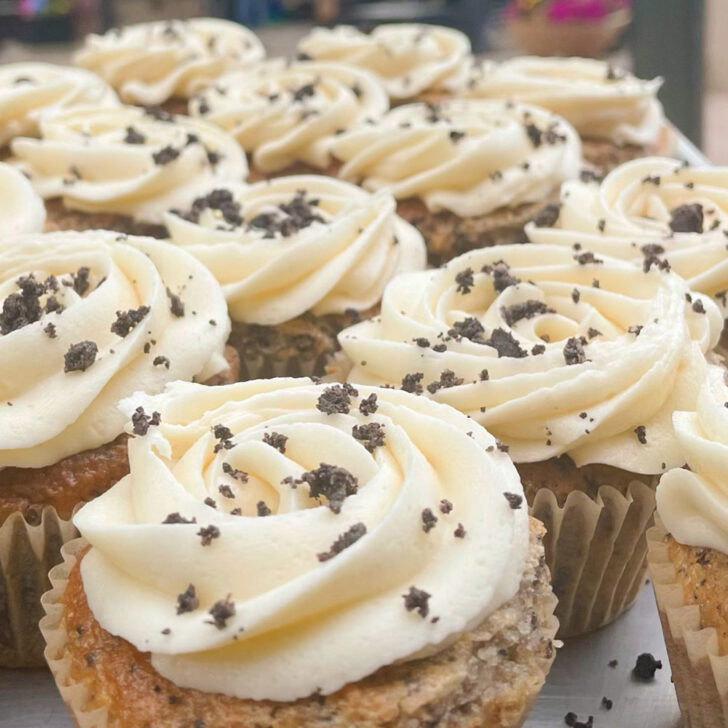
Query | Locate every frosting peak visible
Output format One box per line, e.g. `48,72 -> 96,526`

0,162 -> 46,235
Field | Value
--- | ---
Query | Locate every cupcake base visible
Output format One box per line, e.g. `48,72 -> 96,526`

40,517 -> 557,728
246,159 -> 342,183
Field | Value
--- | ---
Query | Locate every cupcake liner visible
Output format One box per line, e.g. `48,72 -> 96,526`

0,508 -> 78,667
43,199 -> 167,238
530,478 -> 656,639
647,520 -> 728,728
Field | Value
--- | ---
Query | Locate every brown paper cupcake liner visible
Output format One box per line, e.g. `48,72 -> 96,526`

530,478 -> 656,639
0,508 -> 78,667
647,520 -> 728,728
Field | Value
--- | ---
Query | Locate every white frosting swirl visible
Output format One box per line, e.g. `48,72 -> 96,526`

74,378 -> 528,700
75,18 -> 265,106
339,244 -> 721,474
0,163 -> 45,235
527,157 -> 728,316
11,105 -> 247,225
657,365 -> 728,555
297,24 -> 470,101
0,62 -> 118,146
331,99 -> 581,217
0,230 -> 230,469
190,59 -> 389,173
455,57 -> 665,147
165,176 -> 426,325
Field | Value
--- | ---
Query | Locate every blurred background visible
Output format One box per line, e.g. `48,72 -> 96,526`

0,0 -> 716,157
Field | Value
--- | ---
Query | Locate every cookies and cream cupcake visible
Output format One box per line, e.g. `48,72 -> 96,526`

0,229 -> 236,667
0,62 -> 118,149
0,162 -> 46,235
190,59 -> 388,180
41,377 -> 558,727
297,23 -> 470,104
648,365 -> 728,728
11,104 -> 247,236
448,57 -> 673,174
74,18 -> 265,113
331,99 -> 581,265
338,243 -> 722,636
165,175 -> 426,379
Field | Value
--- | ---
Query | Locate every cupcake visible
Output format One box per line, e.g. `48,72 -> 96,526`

0,62 -> 118,151
338,243 -> 722,637
189,59 -> 388,181
11,104 -> 247,237
296,23 -> 470,104
165,175 -> 426,380
446,57 -> 674,175
0,229 -> 235,668
526,157 -> 728,353
648,364 -> 728,728
0,162 -> 46,235
330,99 -> 581,266
41,377 -> 558,727
74,18 -> 265,114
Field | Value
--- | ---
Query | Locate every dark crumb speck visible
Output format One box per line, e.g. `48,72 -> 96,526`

669,203 -> 703,234
176,584 -> 199,614
64,340 -> 98,373
111,306 -> 150,337
504,492 -> 523,509
297,463 -> 359,513
352,422 -> 386,452
317,384 -> 357,414
421,508 -> 438,533
563,337 -> 587,365
485,328 -> 527,358
633,652 -> 662,680
439,499 -> 453,514
207,595 -> 235,629
162,512 -> 196,525
262,431 -> 288,453
359,393 -> 378,416
601,697 -> 613,710
454,523 -> 466,538
131,406 -> 161,436
317,522 -> 367,562
634,425 -> 647,444
166,288 -> 184,317
152,145 -> 180,165
153,355 -> 170,369
533,203 -> 560,228
257,501 -> 272,517
403,586 -> 431,618
197,524 -> 220,546
401,372 -> 424,394
455,267 -> 474,294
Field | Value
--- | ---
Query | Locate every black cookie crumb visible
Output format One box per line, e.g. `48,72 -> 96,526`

669,203 -> 703,234
64,340 -> 98,373
421,508 -> 438,533
131,406 -> 161,436
262,431 -> 288,453
317,522 -> 367,562
403,586 -> 431,618
359,393 -> 378,416
197,524 -> 221,546
298,463 -> 359,514
176,584 -> 199,614
352,422 -> 386,452
633,653 -> 662,680
504,492 -> 523,509
207,595 -> 235,629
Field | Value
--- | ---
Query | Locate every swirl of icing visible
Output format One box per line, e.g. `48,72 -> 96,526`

74,18 -> 265,106
0,62 -> 118,146
527,157 -> 728,316
331,99 -> 581,218
0,163 -> 46,235
11,104 -> 247,225
73,377 -> 528,700
454,57 -> 665,147
0,230 -> 230,469
339,244 -> 721,473
190,59 -> 389,173
297,24 -> 470,100
657,365 -> 728,555
165,176 -> 426,325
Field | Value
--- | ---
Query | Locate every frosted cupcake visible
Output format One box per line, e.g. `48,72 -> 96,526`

649,365 -> 728,728
75,18 -> 265,113
338,243 -> 721,636
190,59 -> 388,180
0,229 -> 235,667
165,175 -> 426,380
526,157 -> 728,353
297,23 -> 470,104
11,104 -> 246,236
447,57 -> 673,175
0,62 -> 118,150
41,377 -> 558,728
0,162 -> 46,235
330,99 -> 581,265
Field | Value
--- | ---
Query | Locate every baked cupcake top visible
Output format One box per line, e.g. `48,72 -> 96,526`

527,157 -> 728,316
296,23 -> 470,101
0,230 -> 230,469
74,18 -> 265,106
73,377 -> 528,700
11,105 -> 247,225
0,62 -> 118,146
455,57 -> 665,147
339,244 -> 721,474
189,59 -> 388,174
165,176 -> 426,325
0,162 -> 46,235
657,365 -> 728,555
331,99 -> 581,218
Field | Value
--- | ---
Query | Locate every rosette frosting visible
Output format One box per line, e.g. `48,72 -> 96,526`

0,230 -> 230,469
75,18 -> 265,106
527,157 -> 728,316
0,62 -> 118,146
190,59 -> 388,173
74,378 -> 528,700
297,23 -> 470,101
0,162 -> 46,235
165,175 -> 426,325
11,104 -> 247,225
331,99 -> 581,217
339,244 -> 721,473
